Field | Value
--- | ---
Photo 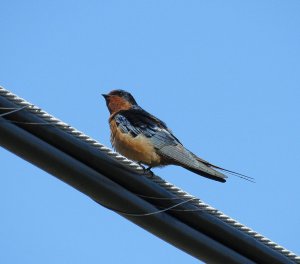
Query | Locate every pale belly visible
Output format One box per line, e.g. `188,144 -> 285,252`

110,122 -> 162,167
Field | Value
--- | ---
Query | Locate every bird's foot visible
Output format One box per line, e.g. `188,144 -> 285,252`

145,166 -> 154,177
138,162 -> 154,177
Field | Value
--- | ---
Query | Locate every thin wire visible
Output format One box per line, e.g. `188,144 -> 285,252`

0,120 -> 56,125
164,208 -> 211,212
0,105 -> 28,117
136,193 -> 194,200
0,107 -> 20,110
99,197 -> 197,217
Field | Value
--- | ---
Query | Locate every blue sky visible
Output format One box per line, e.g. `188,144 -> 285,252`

1,1 -> 300,263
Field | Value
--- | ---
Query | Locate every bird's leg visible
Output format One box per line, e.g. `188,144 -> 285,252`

145,166 -> 154,177
137,161 -> 147,173
138,162 -> 154,177
145,166 -> 152,171
137,161 -> 145,168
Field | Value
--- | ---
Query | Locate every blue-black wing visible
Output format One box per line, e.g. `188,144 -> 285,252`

114,107 -> 228,182
114,106 -> 180,147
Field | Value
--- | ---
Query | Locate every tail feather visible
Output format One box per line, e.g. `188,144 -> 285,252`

158,145 -> 228,182
194,156 -> 255,183
158,144 -> 251,183
183,165 -> 227,183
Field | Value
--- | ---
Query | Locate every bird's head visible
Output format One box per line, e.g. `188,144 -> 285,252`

102,90 -> 137,114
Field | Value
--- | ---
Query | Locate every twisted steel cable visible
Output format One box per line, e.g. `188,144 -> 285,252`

0,86 -> 299,263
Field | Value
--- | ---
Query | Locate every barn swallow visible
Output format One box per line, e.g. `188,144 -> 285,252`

102,90 -> 252,183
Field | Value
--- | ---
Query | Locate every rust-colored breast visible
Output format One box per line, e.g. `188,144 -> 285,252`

109,119 -> 162,167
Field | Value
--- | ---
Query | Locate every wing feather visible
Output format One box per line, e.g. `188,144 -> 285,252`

114,107 -> 227,182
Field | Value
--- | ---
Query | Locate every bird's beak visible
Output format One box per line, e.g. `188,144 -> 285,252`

102,94 -> 109,99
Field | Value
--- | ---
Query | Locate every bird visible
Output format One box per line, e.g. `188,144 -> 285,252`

102,89 -> 253,183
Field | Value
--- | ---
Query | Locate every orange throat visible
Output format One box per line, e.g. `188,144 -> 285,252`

107,96 -> 133,115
